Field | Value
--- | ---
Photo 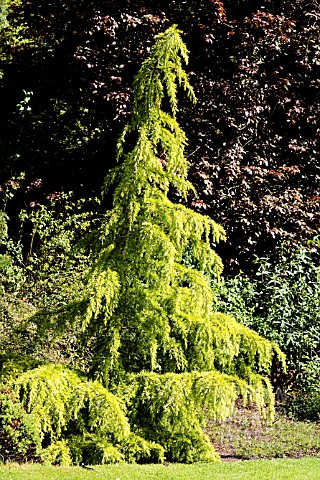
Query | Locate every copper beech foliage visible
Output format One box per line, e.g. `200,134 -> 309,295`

0,0 -> 319,272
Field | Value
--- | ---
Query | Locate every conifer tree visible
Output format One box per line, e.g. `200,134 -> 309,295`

83,25 -> 282,389
0,26 -> 284,464
84,25 -> 226,383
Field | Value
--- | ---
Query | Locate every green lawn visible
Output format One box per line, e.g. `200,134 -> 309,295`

1,459 -> 320,480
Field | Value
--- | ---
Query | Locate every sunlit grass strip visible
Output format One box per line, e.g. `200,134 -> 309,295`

1,458 -> 320,480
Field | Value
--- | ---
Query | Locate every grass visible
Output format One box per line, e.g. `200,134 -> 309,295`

0,458 -> 320,480
207,407 -> 320,460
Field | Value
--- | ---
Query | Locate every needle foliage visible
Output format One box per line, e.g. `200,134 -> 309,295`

76,25 -> 283,461
84,25 -> 227,383
0,26 -> 284,464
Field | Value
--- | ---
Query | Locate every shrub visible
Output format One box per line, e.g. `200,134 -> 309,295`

119,434 -> 165,464
289,357 -> 320,422
212,239 -> 320,418
0,388 -> 41,463
67,435 -> 124,465
0,189 -> 101,369
41,440 -> 72,466
0,358 -> 277,464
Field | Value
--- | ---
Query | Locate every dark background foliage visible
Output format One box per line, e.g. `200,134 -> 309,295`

0,0 -> 319,273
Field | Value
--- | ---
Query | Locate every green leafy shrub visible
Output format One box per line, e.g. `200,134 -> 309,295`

67,433 -> 165,465
0,188 -> 101,369
0,26 -> 287,465
14,364 -> 129,444
1,192 -> 98,302
0,357 -> 278,464
289,357 -> 320,422
0,388 -> 41,463
0,294 -> 38,359
212,239 -> 320,418
67,435 -> 124,465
